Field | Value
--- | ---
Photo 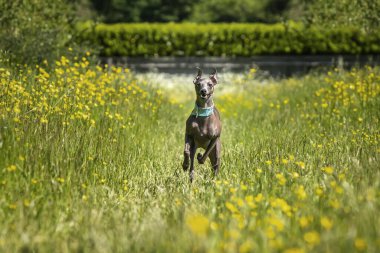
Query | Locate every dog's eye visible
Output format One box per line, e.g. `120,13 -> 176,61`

208,83 -> 213,87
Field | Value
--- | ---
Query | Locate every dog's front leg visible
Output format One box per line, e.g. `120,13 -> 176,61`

189,142 -> 197,183
197,137 -> 218,164
182,134 -> 192,171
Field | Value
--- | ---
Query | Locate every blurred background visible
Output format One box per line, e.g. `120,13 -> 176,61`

0,0 -> 379,74
83,0 -> 300,23
76,0 -> 376,26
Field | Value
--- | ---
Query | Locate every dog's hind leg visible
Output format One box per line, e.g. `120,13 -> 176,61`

197,137 -> 219,164
209,138 -> 221,177
182,135 -> 192,171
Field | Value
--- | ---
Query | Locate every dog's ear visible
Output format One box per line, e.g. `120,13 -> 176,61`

193,67 -> 202,84
209,68 -> 218,85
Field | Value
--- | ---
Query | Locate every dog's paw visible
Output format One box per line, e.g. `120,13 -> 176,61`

183,153 -> 190,171
182,160 -> 189,171
197,153 -> 205,164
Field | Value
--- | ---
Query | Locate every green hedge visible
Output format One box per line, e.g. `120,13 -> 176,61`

77,22 -> 380,57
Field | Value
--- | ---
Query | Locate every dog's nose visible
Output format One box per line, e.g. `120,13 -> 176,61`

200,88 -> 207,94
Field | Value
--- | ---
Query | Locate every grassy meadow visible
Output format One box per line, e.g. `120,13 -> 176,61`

0,57 -> 379,252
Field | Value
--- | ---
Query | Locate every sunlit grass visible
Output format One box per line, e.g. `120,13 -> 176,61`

0,59 -> 379,252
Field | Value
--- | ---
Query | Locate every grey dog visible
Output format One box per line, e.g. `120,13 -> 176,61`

182,68 -> 222,182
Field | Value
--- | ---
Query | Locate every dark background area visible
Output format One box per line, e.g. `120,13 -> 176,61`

81,0 -> 301,23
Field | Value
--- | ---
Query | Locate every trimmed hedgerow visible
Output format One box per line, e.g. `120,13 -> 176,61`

77,22 -> 380,57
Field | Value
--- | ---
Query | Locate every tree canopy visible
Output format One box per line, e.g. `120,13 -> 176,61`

88,0 -> 296,23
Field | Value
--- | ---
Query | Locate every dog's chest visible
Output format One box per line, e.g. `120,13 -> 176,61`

189,118 -> 218,138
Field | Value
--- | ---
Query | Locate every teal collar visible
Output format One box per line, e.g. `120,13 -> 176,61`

191,103 -> 214,117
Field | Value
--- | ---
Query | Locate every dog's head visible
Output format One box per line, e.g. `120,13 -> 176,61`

193,67 -> 218,102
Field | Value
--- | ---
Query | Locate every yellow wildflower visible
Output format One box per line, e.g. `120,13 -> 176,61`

186,213 -> 209,237
283,248 -> 305,253
303,231 -> 320,246
255,193 -> 263,202
299,216 -> 309,228
23,199 -> 30,207
7,165 -> 17,172
276,173 -> 286,186
295,161 -> 305,169
354,238 -> 366,251
226,202 -> 239,213
57,177 -> 65,183
239,240 -> 254,253
210,222 -> 219,231
320,217 -> 333,230
295,185 -> 307,200
322,166 -> 334,174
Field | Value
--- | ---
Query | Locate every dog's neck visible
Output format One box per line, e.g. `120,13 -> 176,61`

196,96 -> 214,108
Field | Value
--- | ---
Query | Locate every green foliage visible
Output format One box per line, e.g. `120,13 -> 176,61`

190,0 -> 267,22
305,0 -> 380,33
77,22 -> 380,57
190,0 -> 292,23
0,0 -> 77,65
90,0 -> 198,22
88,0 -> 294,23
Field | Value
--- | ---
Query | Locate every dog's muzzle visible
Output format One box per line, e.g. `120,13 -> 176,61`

200,89 -> 209,99
200,94 -> 208,99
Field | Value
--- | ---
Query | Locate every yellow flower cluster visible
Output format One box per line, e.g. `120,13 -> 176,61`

0,56 -> 162,134
316,67 -> 380,108
187,160 -> 366,252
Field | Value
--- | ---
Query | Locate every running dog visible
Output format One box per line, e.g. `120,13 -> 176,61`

182,68 -> 222,182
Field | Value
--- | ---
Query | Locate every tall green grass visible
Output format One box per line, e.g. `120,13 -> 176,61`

0,63 -> 379,252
